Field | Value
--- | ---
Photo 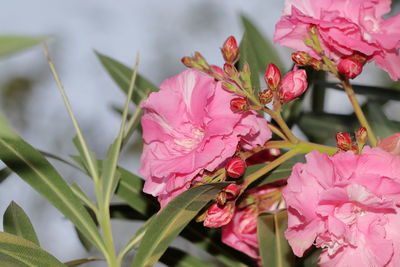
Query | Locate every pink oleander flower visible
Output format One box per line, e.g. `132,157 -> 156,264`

139,69 -> 271,208
283,147 -> 400,266
274,0 -> 400,80
222,182 -> 286,262
279,69 -> 308,103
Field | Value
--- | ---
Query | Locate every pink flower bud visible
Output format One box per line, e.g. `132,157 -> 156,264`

291,51 -> 311,65
264,63 -> 281,90
279,69 -> 308,103
338,57 -> 363,79
210,65 -> 224,78
221,36 -> 239,64
379,133 -> 400,155
224,184 -> 240,199
217,191 -> 227,205
258,89 -> 273,104
203,202 -> 235,228
336,132 -> 352,151
356,127 -> 368,145
225,157 -> 246,178
223,63 -> 238,77
230,98 -> 248,113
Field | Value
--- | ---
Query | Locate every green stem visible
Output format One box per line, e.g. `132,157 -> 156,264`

267,123 -> 288,141
341,78 -> 377,146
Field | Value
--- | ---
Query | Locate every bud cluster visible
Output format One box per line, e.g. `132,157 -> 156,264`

335,127 -> 368,153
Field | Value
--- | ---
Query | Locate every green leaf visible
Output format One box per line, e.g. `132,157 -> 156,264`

160,247 -> 217,267
72,136 -> 99,179
0,36 -> 46,58
0,115 -> 106,254
238,32 -> 261,91
364,101 -> 400,140
3,202 -> 40,246
257,210 -> 295,267
241,15 -> 285,71
0,167 -> 12,184
0,232 -> 65,266
131,182 -> 228,267
64,258 -> 103,267
95,51 -> 158,105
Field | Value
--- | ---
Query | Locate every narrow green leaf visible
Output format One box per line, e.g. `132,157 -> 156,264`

72,136 -> 99,179
64,258 -> 103,267
257,210 -> 295,267
0,167 -> 12,184
131,182 -> 228,267
0,36 -> 46,58
238,32 -> 261,91
95,51 -> 158,105
70,183 -> 97,214
0,115 -> 106,254
160,247 -> 217,267
241,15 -> 285,71
3,202 -> 40,246
0,232 -> 65,266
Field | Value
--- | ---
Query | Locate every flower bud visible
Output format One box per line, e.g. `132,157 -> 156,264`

310,58 -> 323,70
352,52 -> 368,64
279,69 -> 308,103
338,57 -> 363,79
264,63 -> 281,90
230,98 -> 248,113
225,157 -> 246,178
291,51 -> 311,65
221,36 -> 239,64
210,65 -> 225,79
356,127 -> 368,145
223,63 -> 238,78
224,184 -> 240,199
217,191 -> 227,205
258,89 -> 273,104
203,202 -> 235,228
336,132 -> 352,151
222,81 -> 239,93
181,56 -> 194,68
379,133 -> 400,155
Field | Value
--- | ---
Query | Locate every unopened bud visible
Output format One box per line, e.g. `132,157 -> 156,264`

258,89 -> 273,104
224,184 -> 240,199
217,191 -> 227,205
193,52 -> 209,70
225,157 -> 246,178
203,202 -> 235,228
230,98 -> 248,113
336,132 -> 352,151
210,65 -> 225,79
279,69 -> 308,103
310,58 -> 323,70
181,56 -> 194,68
264,63 -> 281,90
291,51 -> 312,65
378,133 -> 400,155
221,36 -> 239,64
356,127 -> 368,145
352,52 -> 368,64
338,57 -> 363,79
222,81 -> 239,93
223,63 -> 238,77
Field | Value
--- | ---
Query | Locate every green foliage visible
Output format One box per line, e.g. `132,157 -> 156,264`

0,232 -> 65,267
3,202 -> 40,246
0,36 -> 46,58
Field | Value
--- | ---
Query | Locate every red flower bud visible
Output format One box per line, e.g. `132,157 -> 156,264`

221,36 -> 239,64
258,89 -> 273,104
223,63 -> 238,77
225,157 -> 246,178
356,127 -> 368,145
379,133 -> 400,155
230,98 -> 248,113
336,132 -> 352,151
203,202 -> 235,228
181,56 -> 194,68
224,184 -> 240,199
279,69 -> 308,103
310,58 -> 323,70
291,51 -> 312,65
210,65 -> 225,78
264,63 -> 281,90
338,57 -> 363,79
217,191 -> 227,205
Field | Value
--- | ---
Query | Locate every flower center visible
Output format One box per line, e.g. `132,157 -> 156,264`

172,124 -> 204,153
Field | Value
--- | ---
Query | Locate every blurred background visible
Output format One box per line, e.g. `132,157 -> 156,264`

0,0 -> 399,266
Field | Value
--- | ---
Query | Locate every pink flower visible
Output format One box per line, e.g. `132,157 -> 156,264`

204,201 -> 236,228
274,0 -> 400,80
139,69 -> 271,208
379,133 -> 400,155
222,183 -> 286,261
279,69 -> 308,103
283,147 -> 400,266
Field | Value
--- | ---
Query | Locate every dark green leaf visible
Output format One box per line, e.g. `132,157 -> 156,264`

0,167 -> 12,184
64,258 -> 103,267
241,16 -> 285,71
257,210 -> 295,267
131,182 -> 228,267
0,115 -> 106,254
238,32 -> 261,91
95,52 -> 158,105
160,247 -> 217,267
0,232 -> 65,266
0,36 -> 46,58
3,202 -> 39,246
